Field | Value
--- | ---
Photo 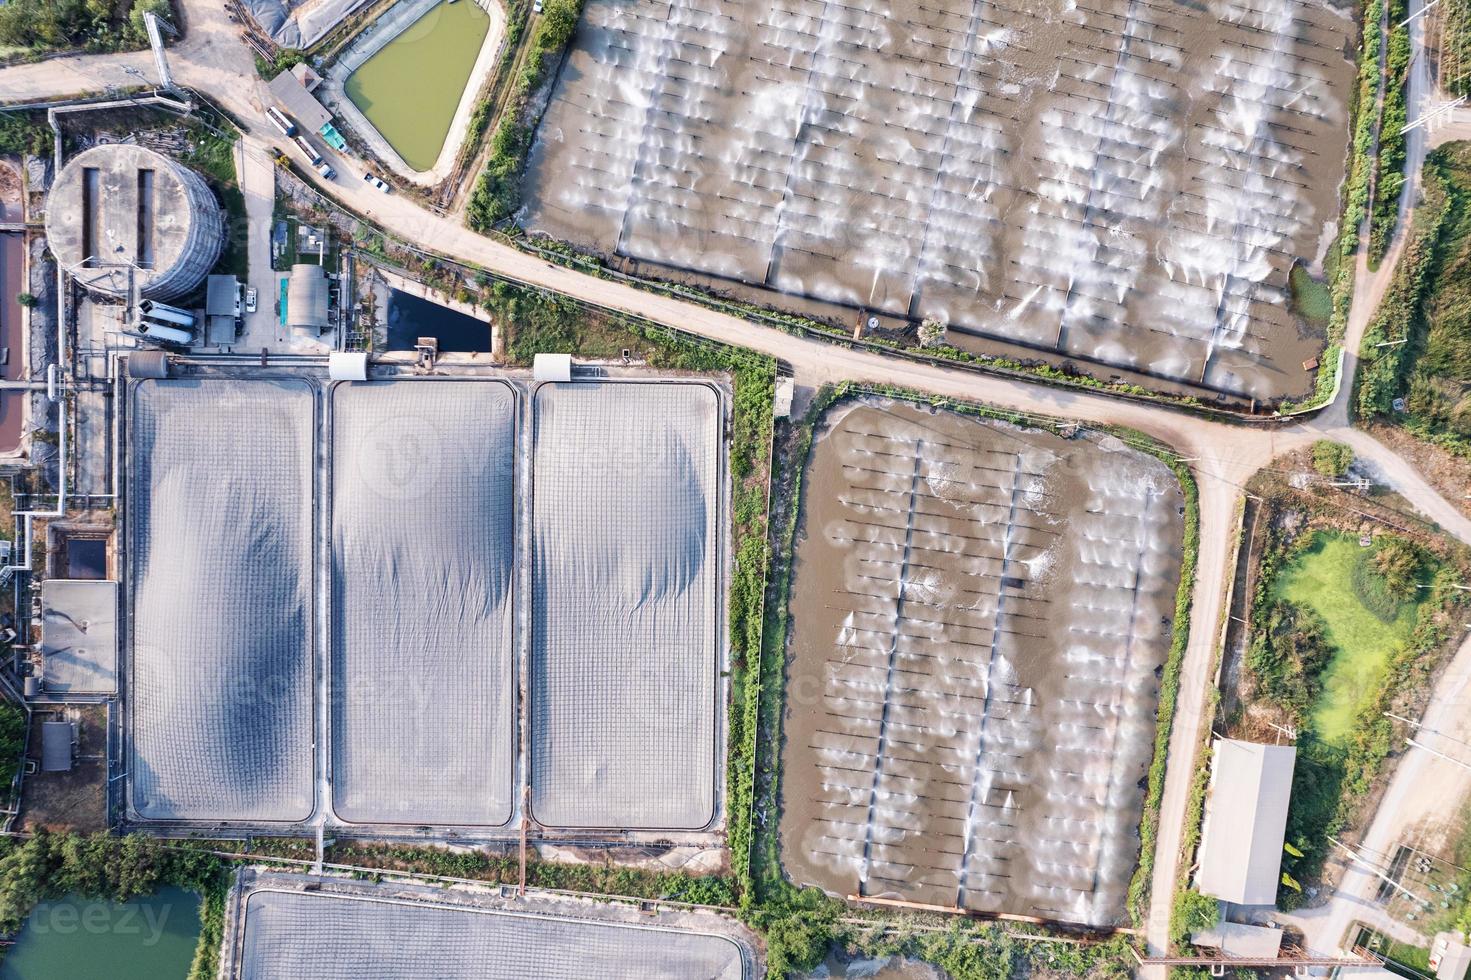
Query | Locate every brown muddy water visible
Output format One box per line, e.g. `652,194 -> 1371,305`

778,399 -> 1184,927
523,0 -> 1355,402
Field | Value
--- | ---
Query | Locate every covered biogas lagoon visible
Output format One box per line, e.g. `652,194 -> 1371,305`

522,0 -> 1355,402
125,373 -> 724,835
780,399 -> 1185,927
226,872 -> 755,978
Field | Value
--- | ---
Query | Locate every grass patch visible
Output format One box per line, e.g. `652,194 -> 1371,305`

1290,262 -> 1334,325
1274,532 -> 1425,742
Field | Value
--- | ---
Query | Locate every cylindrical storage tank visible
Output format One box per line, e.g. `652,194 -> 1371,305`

44,144 -> 225,302
137,299 -> 196,327
137,321 -> 194,346
128,350 -> 171,379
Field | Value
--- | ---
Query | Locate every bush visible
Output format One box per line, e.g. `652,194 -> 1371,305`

1311,439 -> 1353,477
1173,888 -> 1220,940
1247,601 -> 1335,717
1373,537 -> 1424,600
0,0 -> 166,52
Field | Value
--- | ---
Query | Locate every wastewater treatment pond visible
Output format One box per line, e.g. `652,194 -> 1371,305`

344,0 -> 490,171
0,887 -> 200,980
779,399 -> 1186,927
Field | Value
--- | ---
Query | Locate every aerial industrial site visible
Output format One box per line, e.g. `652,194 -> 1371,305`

2,0 -> 1471,976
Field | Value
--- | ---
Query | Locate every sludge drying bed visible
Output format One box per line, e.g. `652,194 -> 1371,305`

125,376 -> 725,834
779,399 -> 1184,927
522,0 -> 1355,401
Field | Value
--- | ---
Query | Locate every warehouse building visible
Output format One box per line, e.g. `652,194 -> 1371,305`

1196,739 -> 1298,906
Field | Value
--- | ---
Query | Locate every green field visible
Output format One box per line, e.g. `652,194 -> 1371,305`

1275,532 -> 1422,742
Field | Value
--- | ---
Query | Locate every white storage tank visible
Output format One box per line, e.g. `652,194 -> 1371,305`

45,144 -> 225,301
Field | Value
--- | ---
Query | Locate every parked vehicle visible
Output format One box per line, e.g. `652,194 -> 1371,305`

292,133 -> 324,167
316,161 -> 337,180
363,172 -> 391,193
245,287 -> 258,314
266,106 -> 297,137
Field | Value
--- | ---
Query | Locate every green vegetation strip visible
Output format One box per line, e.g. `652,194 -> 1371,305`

1370,0 -> 1412,266
0,0 -> 168,58
466,0 -> 583,229
1284,0 -> 1386,412
1359,143 -> 1471,452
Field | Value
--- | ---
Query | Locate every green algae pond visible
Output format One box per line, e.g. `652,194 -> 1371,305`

0,887 -> 201,980
1274,531 -> 1426,742
345,0 -> 490,171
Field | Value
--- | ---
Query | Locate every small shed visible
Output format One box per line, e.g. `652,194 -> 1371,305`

290,61 -> 323,93
1196,739 -> 1297,906
329,351 -> 369,381
533,353 -> 573,383
286,264 -> 330,334
128,350 -> 169,379
41,721 -> 74,773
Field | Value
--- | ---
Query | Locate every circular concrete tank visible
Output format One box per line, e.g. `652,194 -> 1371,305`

46,144 -> 225,301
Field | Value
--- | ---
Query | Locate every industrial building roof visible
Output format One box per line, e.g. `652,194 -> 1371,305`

267,71 -> 332,132
40,579 -> 119,696
41,721 -> 74,773
206,275 -> 238,316
1197,739 -> 1297,906
1434,933 -> 1471,980
286,264 -> 329,332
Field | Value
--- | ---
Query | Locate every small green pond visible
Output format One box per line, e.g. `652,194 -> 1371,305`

1274,532 -> 1424,742
345,0 -> 491,171
0,886 -> 201,980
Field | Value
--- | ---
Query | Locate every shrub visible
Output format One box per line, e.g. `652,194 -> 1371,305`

1311,439 -> 1353,477
1373,537 -> 1424,599
1173,888 -> 1221,939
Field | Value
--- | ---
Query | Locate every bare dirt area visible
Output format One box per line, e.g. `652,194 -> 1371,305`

1364,421 -> 1471,521
778,397 -> 1184,927
17,704 -> 108,834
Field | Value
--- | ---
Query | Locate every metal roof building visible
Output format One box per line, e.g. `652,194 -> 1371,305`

42,721 -> 75,773
205,275 -> 239,346
1196,739 -> 1297,906
285,264 -> 329,333
40,579 -> 119,696
267,71 -> 332,133
1191,921 -> 1285,959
